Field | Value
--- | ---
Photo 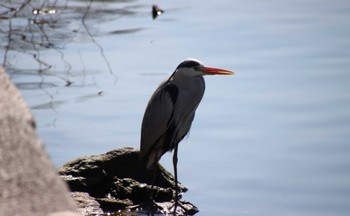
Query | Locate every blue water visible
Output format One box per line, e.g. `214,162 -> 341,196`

1,0 -> 350,215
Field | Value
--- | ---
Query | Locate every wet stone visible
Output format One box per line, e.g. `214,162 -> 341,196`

59,147 -> 198,215
71,192 -> 103,216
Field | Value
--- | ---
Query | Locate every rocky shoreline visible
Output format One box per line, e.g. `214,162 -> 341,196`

59,147 -> 198,215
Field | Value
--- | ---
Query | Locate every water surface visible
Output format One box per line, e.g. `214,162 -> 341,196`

1,0 -> 350,215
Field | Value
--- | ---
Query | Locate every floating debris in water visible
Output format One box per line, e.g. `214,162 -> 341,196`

65,80 -> 73,87
32,8 -> 59,25
32,8 -> 57,15
152,5 -> 164,20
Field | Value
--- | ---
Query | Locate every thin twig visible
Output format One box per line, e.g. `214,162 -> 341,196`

81,0 -> 118,84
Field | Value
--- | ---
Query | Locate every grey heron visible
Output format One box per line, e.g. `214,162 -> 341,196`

139,58 -> 235,212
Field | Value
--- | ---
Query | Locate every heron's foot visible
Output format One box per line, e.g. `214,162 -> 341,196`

127,199 -> 164,214
167,199 -> 198,215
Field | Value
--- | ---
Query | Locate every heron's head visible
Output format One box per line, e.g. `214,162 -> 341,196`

175,58 -> 235,77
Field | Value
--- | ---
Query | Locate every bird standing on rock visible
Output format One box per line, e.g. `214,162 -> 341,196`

139,58 -> 235,213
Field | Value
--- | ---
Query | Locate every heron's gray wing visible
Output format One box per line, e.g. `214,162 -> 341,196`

140,81 -> 178,168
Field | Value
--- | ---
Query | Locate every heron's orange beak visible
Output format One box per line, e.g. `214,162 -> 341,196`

202,66 -> 235,75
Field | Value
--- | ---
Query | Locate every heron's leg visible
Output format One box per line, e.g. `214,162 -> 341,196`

173,144 -> 179,209
128,156 -> 162,213
150,164 -> 158,201
144,155 -> 164,213
169,145 -> 189,214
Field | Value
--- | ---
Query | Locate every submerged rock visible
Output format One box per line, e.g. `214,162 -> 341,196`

59,147 -> 198,215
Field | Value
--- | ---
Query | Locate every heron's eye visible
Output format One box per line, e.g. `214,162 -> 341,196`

193,66 -> 201,71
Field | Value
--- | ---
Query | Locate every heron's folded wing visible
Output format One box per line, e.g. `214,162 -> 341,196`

140,81 -> 178,163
